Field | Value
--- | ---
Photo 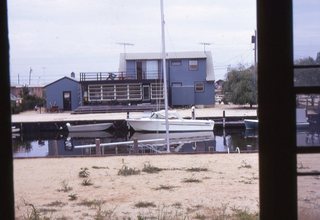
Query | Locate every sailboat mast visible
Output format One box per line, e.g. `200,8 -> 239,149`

160,0 -> 170,152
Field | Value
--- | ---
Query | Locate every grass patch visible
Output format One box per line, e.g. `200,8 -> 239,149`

297,162 -> 310,170
57,180 -> 73,192
142,162 -> 163,173
81,178 -> 93,186
186,167 -> 208,172
182,177 -> 202,183
92,166 -> 108,169
94,203 -> 117,220
44,201 -> 66,207
153,184 -> 176,191
79,167 -> 90,178
118,165 -> 140,176
68,193 -> 78,201
238,160 -> 252,169
77,199 -> 105,208
231,206 -> 259,220
135,201 -> 156,208
23,203 -> 50,220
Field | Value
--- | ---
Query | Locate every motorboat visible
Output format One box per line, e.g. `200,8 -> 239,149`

66,122 -> 113,132
244,108 -> 310,130
244,119 -> 258,130
12,126 -> 20,133
126,110 -> 214,132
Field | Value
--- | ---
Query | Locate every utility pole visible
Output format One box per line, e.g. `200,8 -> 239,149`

29,67 -> 32,85
199,42 -> 211,52
251,30 -> 257,68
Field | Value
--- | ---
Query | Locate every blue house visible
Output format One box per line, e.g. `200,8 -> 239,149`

44,76 -> 80,111
79,51 -> 215,107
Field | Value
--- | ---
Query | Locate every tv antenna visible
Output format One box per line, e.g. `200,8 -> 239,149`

116,42 -> 134,54
199,42 -> 211,52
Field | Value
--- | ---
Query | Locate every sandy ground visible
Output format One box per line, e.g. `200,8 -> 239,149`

14,154 -> 260,219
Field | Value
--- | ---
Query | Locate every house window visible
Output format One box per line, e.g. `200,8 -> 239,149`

136,60 -> 159,80
189,60 -> 198,71
195,82 -> 204,92
171,60 -> 182,66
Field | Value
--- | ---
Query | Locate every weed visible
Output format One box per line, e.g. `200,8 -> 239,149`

68,193 -> 78,201
238,160 -> 252,169
231,206 -> 258,220
172,202 -> 182,208
135,201 -> 156,208
182,177 -> 202,183
77,199 -> 105,207
57,180 -> 73,192
154,184 -> 176,191
23,202 -> 49,220
118,165 -> 140,176
94,203 -> 117,220
44,201 -> 66,207
297,162 -> 310,170
81,178 -> 93,186
79,167 -> 90,178
194,213 -> 206,219
142,162 -> 163,173
92,166 -> 108,169
186,167 -> 208,172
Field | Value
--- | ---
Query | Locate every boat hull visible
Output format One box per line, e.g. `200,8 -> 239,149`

66,123 -> 113,132
126,118 -> 214,132
244,119 -> 258,130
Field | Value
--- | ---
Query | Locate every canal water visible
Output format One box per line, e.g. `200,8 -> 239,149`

12,125 -> 320,158
12,128 -> 259,158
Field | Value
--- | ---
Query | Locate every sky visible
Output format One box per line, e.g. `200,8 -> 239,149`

7,0 -> 320,86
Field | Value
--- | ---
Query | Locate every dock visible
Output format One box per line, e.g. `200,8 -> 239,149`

11,105 -> 258,132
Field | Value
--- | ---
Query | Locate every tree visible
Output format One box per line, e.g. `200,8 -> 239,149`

222,64 -> 257,108
18,85 -> 46,111
294,54 -> 320,86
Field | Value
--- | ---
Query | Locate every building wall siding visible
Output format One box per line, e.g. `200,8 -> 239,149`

45,78 -> 80,111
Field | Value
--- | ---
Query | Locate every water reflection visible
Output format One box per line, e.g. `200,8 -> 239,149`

12,128 -> 259,158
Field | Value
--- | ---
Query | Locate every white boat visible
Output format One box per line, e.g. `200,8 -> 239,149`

244,108 -> 310,130
66,122 -> 113,132
296,108 -> 310,129
126,110 -> 214,132
12,126 -> 20,133
244,119 -> 258,129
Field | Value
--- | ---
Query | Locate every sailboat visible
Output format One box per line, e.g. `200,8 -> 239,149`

126,0 -> 214,133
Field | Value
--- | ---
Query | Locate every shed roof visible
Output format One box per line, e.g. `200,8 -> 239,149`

44,76 -> 79,88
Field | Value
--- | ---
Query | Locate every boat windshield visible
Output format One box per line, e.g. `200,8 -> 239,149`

150,110 -> 181,119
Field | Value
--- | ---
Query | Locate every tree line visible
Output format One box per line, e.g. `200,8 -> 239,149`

222,52 -> 320,107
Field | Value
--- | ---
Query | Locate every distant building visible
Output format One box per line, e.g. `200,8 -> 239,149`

10,84 -> 45,98
79,51 -> 215,107
44,77 -> 80,111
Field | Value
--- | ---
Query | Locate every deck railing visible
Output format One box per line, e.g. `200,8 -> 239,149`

80,71 -> 161,81
80,72 -> 128,81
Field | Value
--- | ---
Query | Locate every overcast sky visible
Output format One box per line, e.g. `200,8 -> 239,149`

8,0 -> 319,86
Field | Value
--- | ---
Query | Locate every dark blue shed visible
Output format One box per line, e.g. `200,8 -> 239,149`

44,77 -> 80,111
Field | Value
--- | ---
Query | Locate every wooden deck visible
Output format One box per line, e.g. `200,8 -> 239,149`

72,104 -> 166,114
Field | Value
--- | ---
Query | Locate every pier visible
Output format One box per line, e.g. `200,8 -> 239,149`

11,105 -> 258,132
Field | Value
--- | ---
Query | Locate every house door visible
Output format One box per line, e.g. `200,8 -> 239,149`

142,85 -> 150,101
136,61 -> 143,80
63,91 -> 72,111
